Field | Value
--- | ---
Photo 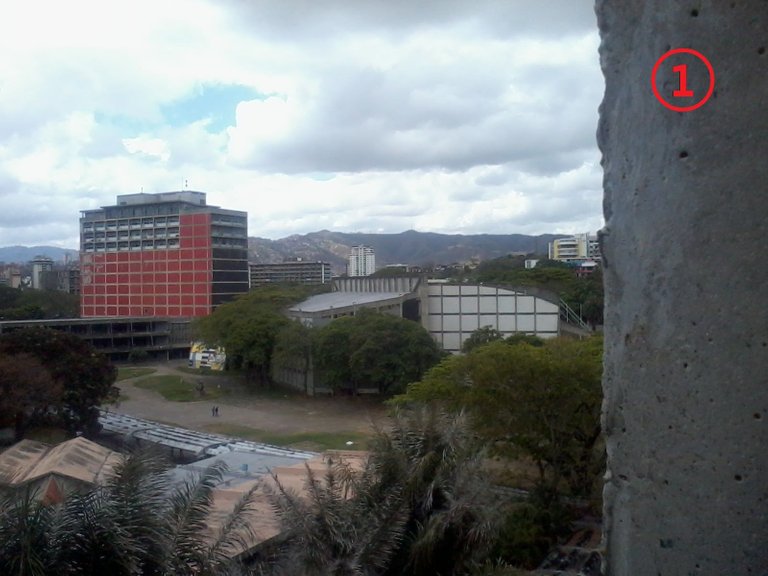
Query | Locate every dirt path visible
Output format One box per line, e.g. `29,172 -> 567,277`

112,363 -> 388,438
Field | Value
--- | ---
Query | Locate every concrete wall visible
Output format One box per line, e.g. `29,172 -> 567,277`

597,2 -> 768,574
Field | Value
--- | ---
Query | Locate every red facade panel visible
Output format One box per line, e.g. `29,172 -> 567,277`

81,208 -> 218,318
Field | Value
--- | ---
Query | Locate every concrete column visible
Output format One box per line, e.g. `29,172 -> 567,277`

596,2 -> 768,574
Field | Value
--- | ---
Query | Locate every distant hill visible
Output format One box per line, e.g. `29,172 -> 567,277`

0,246 -> 79,265
248,230 -> 565,272
0,231 -> 566,270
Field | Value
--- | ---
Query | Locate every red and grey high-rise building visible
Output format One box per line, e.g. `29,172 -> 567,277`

80,191 -> 248,317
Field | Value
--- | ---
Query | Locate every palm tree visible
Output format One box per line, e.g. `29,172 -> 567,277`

0,451 -> 261,576
371,407 -> 498,576
268,457 -> 407,576
269,407 -> 499,576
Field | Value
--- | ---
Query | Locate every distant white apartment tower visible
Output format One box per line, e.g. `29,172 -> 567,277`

348,245 -> 375,277
31,255 -> 54,290
548,233 -> 601,262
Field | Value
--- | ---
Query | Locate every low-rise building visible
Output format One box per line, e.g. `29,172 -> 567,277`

249,260 -> 331,287
0,437 -> 121,504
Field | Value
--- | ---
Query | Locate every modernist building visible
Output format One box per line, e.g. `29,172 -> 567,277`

249,260 -> 331,287
31,255 -> 54,289
279,276 -> 580,394
348,245 -> 375,277
548,233 -> 601,262
80,191 -> 248,318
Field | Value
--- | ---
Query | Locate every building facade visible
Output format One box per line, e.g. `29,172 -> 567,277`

31,256 -> 54,289
424,281 -> 560,353
249,260 -> 331,287
348,245 -> 375,277
80,191 -> 248,318
41,265 -> 81,294
548,233 -> 601,262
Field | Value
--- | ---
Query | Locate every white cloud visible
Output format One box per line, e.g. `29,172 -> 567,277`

0,0 -> 604,250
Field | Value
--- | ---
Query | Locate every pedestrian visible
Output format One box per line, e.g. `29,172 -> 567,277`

215,405 -> 219,417
211,406 -> 215,417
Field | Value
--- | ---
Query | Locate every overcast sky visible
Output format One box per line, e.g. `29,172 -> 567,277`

0,0 -> 603,248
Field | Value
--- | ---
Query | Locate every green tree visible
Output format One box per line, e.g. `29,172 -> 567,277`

314,311 -> 443,396
271,320 -> 315,392
394,337 -> 604,501
269,458 -> 407,575
504,333 -> 544,347
0,353 -> 61,440
194,286 -> 318,386
271,407 -> 498,576
562,267 -> 604,327
0,328 -> 117,435
0,285 -> 80,320
461,326 -> 505,353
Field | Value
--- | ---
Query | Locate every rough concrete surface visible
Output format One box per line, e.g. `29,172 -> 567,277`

596,1 -> 768,575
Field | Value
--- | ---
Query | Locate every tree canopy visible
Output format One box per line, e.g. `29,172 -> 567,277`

269,407 -> 498,576
393,336 -> 604,500
313,310 -> 444,396
0,327 -> 117,436
194,285 -> 315,386
0,285 -> 80,320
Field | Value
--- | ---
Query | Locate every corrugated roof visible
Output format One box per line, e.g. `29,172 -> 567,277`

0,437 -> 119,488
0,440 -> 49,485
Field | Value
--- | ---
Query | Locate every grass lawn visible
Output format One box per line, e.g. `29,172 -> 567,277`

116,366 -> 157,381
203,422 -> 372,451
134,374 -> 228,402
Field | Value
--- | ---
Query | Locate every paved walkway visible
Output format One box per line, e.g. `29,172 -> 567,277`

111,363 -> 388,438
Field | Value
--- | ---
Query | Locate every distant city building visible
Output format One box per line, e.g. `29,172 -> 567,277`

80,191 -> 248,318
41,265 -> 81,294
0,265 -> 22,288
249,260 -> 332,287
348,245 -> 375,277
31,256 -> 54,290
385,263 -> 423,273
525,259 -> 540,269
548,233 -> 601,263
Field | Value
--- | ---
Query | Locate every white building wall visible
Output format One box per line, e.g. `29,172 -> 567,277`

348,245 -> 375,276
425,282 -> 560,353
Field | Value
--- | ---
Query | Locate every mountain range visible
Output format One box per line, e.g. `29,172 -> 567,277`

0,246 -> 80,265
248,230 -> 564,271
0,231 -> 565,270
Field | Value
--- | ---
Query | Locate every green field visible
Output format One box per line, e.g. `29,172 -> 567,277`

134,374 -> 227,402
203,422 -> 371,451
116,367 -> 157,381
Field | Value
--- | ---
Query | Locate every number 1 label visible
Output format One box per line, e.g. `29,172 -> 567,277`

673,64 -> 694,98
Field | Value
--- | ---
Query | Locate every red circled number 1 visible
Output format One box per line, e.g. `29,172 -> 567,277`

672,64 -> 694,97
